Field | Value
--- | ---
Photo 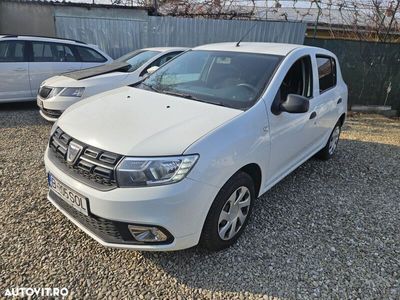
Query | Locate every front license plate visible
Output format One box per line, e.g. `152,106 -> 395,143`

48,173 -> 89,216
37,98 -> 43,109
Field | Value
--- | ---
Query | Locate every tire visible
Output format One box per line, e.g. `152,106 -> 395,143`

199,171 -> 255,251
316,120 -> 342,161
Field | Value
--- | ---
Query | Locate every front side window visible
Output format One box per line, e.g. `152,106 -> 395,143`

276,55 -> 313,104
316,55 -> 337,93
76,46 -> 106,63
140,51 -> 183,76
149,51 -> 182,68
116,50 -> 160,72
0,41 -> 25,62
138,50 -> 282,110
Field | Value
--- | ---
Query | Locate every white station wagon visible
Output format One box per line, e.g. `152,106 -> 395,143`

37,47 -> 187,121
44,42 -> 347,251
0,35 -> 112,103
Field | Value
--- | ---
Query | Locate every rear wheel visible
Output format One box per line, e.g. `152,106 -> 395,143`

200,172 -> 255,251
316,121 -> 342,160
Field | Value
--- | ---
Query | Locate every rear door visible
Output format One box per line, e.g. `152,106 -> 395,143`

28,41 -> 82,94
0,40 -> 31,101
75,46 -> 108,70
314,55 -> 341,138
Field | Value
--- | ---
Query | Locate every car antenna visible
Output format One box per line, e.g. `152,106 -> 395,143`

236,20 -> 259,47
236,9 -> 270,48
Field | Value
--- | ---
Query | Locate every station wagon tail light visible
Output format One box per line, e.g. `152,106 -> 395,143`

60,87 -> 85,97
116,155 -> 199,187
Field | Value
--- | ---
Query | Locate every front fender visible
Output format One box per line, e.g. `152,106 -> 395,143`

185,101 -> 269,197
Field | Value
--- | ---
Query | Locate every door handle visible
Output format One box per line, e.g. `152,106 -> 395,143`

14,68 -> 26,72
337,98 -> 342,104
309,111 -> 317,119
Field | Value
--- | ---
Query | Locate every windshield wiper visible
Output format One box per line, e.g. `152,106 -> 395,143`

161,90 -> 196,99
160,90 -> 229,107
141,82 -> 161,93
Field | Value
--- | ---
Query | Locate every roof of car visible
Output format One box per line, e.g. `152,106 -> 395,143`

142,47 -> 189,52
0,34 -> 87,45
194,42 -> 304,56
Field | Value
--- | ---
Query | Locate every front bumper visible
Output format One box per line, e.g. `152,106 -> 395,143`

39,108 -> 62,122
44,148 -> 219,251
38,94 -> 79,122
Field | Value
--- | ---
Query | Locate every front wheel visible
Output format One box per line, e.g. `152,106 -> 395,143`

316,121 -> 342,160
199,172 -> 255,251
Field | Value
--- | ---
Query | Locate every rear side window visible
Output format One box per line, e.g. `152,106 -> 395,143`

55,44 -> 77,62
76,46 -> 106,63
0,41 -> 25,62
32,42 -> 78,62
316,55 -> 337,93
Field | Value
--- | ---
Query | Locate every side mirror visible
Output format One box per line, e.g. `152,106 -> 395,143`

280,94 -> 309,113
146,66 -> 159,75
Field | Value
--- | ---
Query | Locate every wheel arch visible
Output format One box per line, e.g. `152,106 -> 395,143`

238,163 -> 262,197
338,112 -> 346,126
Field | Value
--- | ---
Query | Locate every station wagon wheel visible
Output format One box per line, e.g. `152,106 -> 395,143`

200,171 -> 255,251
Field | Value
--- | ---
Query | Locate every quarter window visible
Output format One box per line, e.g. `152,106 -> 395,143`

76,46 -> 106,63
0,41 -> 25,62
316,56 -> 337,93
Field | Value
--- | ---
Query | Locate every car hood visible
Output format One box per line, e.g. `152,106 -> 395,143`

57,86 -> 242,156
62,62 -> 130,80
42,72 -> 131,89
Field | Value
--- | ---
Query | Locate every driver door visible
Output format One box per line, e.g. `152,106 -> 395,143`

267,55 -> 318,185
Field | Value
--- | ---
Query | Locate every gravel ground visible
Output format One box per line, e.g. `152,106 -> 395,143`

1,103 -> 399,299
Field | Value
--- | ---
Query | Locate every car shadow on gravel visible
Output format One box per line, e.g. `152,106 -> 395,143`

0,101 -> 49,128
142,139 -> 400,298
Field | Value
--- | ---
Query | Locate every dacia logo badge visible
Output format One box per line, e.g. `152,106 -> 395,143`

67,141 -> 83,165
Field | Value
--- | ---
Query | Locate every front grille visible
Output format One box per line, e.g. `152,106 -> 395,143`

48,127 -> 122,191
50,190 -> 174,245
50,190 -> 135,244
39,86 -> 52,99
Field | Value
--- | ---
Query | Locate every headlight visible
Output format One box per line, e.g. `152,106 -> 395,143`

60,87 -> 85,97
116,155 -> 199,187
47,87 -> 64,98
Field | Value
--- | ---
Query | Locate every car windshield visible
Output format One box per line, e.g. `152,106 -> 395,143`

137,50 -> 282,110
115,50 -> 160,72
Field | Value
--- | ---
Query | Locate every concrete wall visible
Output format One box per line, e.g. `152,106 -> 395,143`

0,0 -> 148,37
0,1 -> 56,36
